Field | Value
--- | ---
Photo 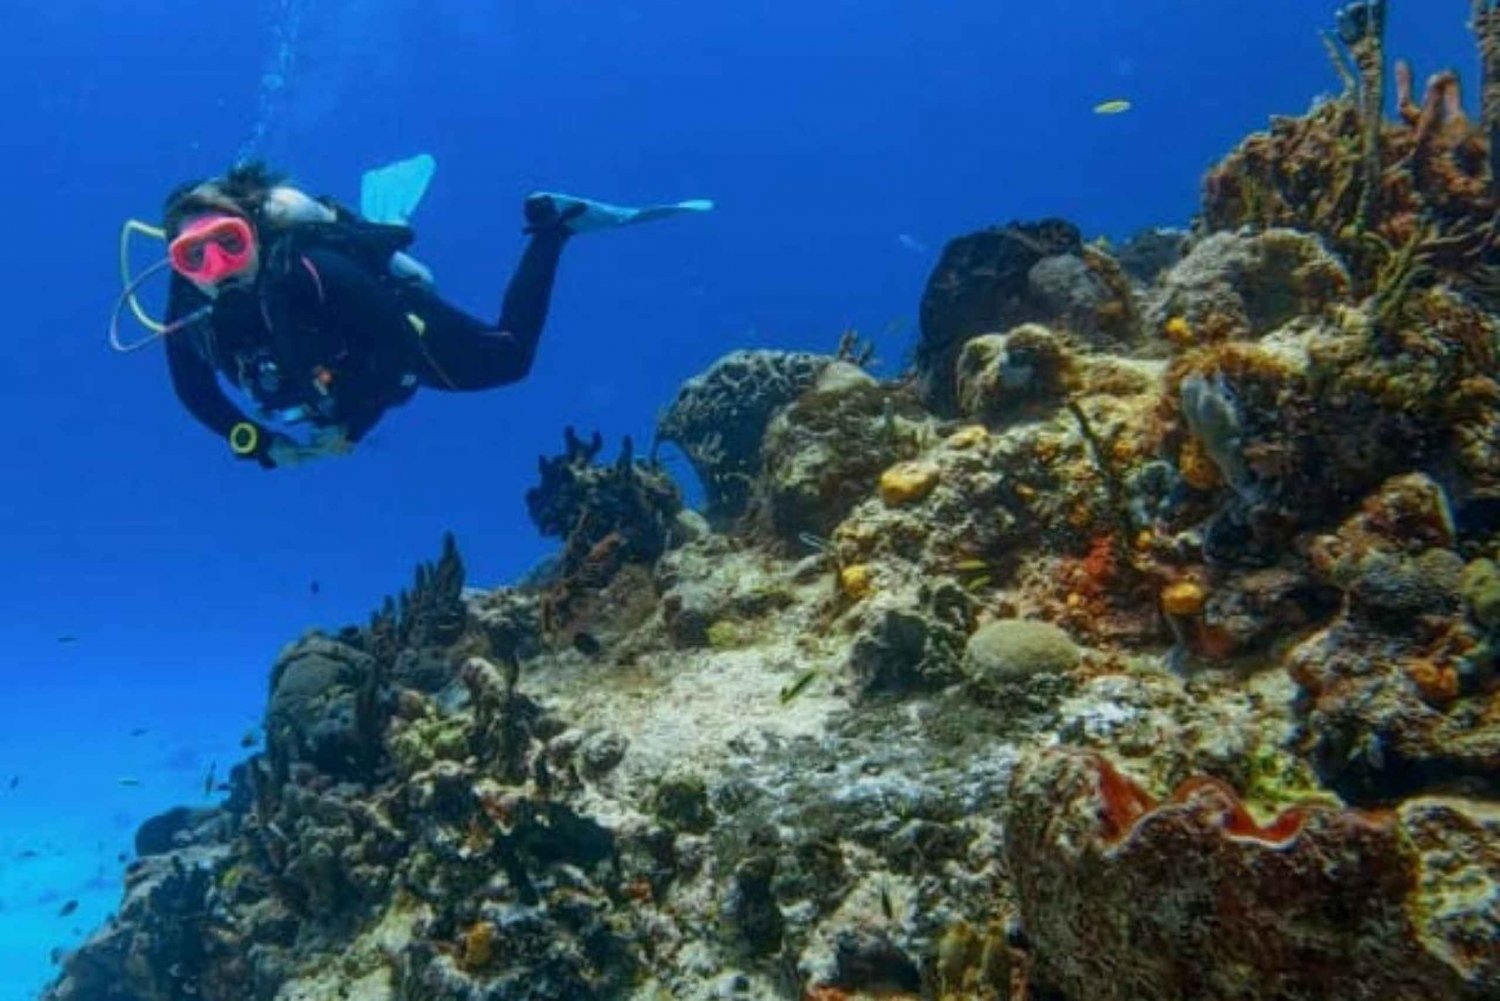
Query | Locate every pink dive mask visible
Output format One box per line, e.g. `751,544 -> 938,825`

168,214 -> 256,285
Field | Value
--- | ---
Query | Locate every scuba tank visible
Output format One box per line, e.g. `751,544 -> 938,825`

261,184 -> 436,288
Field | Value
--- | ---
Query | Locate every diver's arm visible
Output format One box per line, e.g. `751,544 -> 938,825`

164,333 -> 247,439
164,332 -> 280,466
160,275 -> 253,442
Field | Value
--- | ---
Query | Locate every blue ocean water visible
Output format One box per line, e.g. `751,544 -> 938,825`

0,0 -> 1470,995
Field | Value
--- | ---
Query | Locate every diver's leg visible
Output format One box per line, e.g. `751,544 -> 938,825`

407,224 -> 570,391
494,223 -> 570,361
412,187 -> 714,389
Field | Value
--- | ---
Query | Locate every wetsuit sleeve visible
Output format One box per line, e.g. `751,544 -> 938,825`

164,332 -> 251,441
161,279 -> 280,466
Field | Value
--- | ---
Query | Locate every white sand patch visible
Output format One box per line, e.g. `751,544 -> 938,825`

533,640 -> 843,805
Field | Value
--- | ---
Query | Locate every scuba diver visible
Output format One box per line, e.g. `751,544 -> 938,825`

112,156 -> 712,468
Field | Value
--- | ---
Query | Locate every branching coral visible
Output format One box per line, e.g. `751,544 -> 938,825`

1474,0 -> 1500,187
526,428 -> 681,564
460,656 -> 540,782
1205,4 -> 1500,318
525,428 -> 682,645
1334,0 -> 1388,230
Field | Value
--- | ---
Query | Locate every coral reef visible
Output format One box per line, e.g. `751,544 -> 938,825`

44,7 -> 1500,1001
1140,228 -> 1351,342
655,349 -> 832,524
754,361 -> 928,544
962,619 -> 1078,686
954,324 -> 1076,421
915,218 -> 1139,414
526,428 -> 683,649
1290,472 -> 1500,803
1004,747 -> 1497,1000
525,427 -> 683,572
1203,0 -> 1500,317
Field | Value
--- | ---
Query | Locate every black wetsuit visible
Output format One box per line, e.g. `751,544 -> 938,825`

164,207 -> 568,466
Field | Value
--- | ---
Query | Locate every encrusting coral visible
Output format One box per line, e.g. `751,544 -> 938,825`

1004,747 -> 1497,1001
42,5 -> 1500,1001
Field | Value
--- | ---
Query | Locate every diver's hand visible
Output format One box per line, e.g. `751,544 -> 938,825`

246,425 -> 355,470
266,426 -> 355,468
308,425 -> 354,457
265,434 -> 315,469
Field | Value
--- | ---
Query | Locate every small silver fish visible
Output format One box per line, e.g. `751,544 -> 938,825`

897,233 -> 929,255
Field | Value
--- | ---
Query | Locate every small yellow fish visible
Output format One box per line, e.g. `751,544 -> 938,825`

779,669 -> 819,705
1094,99 -> 1133,115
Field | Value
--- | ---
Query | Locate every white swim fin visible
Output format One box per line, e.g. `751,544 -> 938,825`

526,191 -> 715,234
361,153 -> 437,225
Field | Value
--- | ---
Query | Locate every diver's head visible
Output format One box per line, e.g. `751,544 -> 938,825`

162,162 -> 285,295
168,212 -> 258,295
